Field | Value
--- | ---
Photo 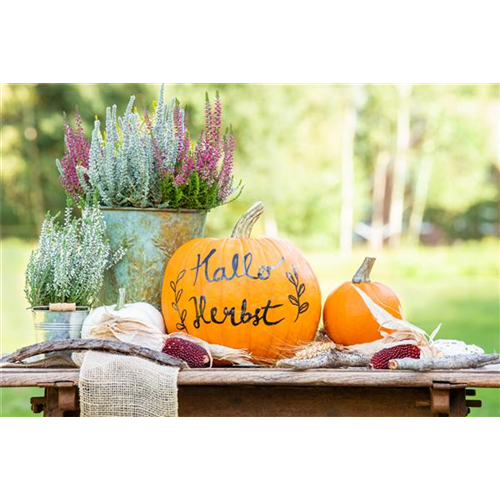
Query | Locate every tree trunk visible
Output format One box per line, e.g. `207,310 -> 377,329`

370,151 -> 391,251
340,87 -> 359,256
388,84 -> 412,247
23,93 -> 45,231
408,154 -> 433,245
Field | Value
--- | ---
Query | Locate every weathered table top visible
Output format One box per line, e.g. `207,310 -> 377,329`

2,365 -> 500,388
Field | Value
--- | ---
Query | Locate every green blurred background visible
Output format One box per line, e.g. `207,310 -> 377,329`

1,83 -> 499,416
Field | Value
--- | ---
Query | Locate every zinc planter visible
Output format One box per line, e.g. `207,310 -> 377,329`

100,207 -> 207,309
32,307 -> 90,343
31,306 -> 90,361
31,307 -> 89,361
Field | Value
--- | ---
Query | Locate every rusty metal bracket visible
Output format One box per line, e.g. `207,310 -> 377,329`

432,382 -> 451,414
30,396 -> 46,414
30,381 -> 79,416
430,382 -> 463,415
58,386 -> 78,412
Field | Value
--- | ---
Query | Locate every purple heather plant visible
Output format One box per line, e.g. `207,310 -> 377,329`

154,91 -> 240,209
172,105 -> 194,186
56,110 -> 90,202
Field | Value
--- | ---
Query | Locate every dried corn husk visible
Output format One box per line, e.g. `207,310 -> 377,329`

345,284 -> 442,359
85,310 -> 167,351
168,332 -> 255,366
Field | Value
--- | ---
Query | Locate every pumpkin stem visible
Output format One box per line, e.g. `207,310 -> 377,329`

116,288 -> 126,310
352,257 -> 376,283
231,201 -> 265,238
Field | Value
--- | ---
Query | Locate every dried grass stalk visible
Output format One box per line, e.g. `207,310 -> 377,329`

292,340 -> 337,360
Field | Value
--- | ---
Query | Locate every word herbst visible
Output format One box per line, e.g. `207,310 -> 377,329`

189,296 -> 285,328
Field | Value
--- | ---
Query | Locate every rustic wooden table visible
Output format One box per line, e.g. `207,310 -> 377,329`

2,366 -> 500,416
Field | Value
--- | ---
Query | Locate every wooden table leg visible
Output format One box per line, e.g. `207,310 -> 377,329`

32,387 -> 80,500
448,389 -> 467,432
427,382 -> 481,416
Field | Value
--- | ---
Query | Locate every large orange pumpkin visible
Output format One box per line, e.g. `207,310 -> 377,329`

323,257 -> 402,345
161,202 -> 321,360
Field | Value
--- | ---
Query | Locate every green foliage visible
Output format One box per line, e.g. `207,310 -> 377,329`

159,172 -> 242,210
1,83 -> 498,244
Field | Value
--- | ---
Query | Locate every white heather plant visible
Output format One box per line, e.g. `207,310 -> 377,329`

78,87 -> 179,208
25,207 -> 125,307
153,85 -> 179,174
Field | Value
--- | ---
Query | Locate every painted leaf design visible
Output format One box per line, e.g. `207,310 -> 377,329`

169,280 -> 176,292
288,295 -> 299,306
299,302 -> 309,314
171,302 -> 178,311
298,283 -> 305,297
176,270 -> 186,283
176,289 -> 183,302
286,271 -> 297,286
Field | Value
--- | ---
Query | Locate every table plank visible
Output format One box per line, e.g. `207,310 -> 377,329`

1,367 -> 500,388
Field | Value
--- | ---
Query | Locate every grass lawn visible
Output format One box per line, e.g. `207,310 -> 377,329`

1,238 -> 499,417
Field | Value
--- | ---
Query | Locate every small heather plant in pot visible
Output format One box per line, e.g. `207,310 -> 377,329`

25,206 -> 125,342
55,85 -> 242,308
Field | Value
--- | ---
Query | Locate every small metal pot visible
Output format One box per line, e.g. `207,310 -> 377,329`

32,307 -> 90,343
31,307 -> 89,361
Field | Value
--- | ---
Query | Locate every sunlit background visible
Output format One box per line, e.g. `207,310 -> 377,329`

1,83 -> 499,416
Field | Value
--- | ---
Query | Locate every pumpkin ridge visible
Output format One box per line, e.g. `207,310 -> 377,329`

266,238 -> 290,357
264,237 -> 292,358
219,237 -> 230,351
193,239 -> 214,343
177,238 -> 206,334
365,283 -> 402,319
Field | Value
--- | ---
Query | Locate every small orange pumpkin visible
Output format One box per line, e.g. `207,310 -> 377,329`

161,202 -> 321,360
323,257 -> 402,345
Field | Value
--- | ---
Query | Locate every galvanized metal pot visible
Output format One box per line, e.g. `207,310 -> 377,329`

100,207 -> 207,309
32,307 -> 90,343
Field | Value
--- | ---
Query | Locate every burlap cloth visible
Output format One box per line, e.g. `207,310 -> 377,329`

74,351 -> 179,417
